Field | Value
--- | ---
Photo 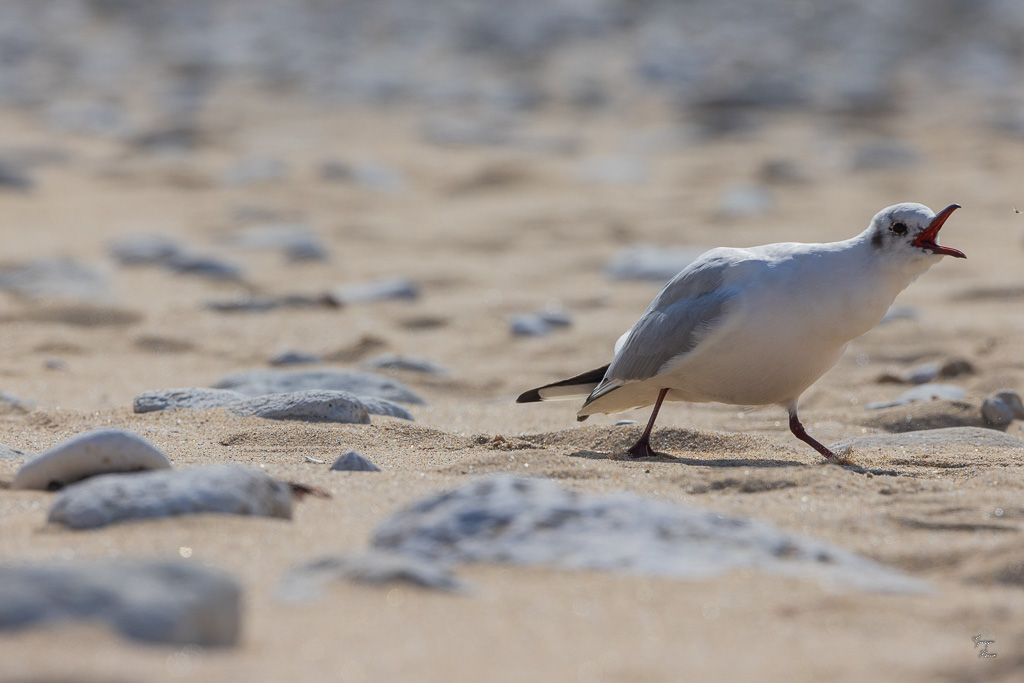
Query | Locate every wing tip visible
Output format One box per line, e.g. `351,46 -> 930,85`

516,388 -> 543,404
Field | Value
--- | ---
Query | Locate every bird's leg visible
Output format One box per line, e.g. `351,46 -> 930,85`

627,388 -> 669,458
788,408 -> 839,461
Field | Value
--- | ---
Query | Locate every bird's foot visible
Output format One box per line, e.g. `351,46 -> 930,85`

627,439 -> 666,460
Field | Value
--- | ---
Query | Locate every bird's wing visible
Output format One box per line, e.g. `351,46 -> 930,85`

584,251 -> 742,405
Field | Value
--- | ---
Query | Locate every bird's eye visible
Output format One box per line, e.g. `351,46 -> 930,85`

889,221 -> 908,235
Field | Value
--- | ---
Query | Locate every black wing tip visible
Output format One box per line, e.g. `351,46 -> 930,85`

516,388 -> 543,403
576,414 -> 589,423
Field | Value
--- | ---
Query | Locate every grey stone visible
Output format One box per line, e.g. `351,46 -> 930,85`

163,251 -> 244,280
877,359 -> 976,385
0,391 -> 34,414
133,388 -> 249,414
0,158 -> 32,191
222,225 -> 328,262
205,294 -> 328,313
0,258 -> 108,301
277,551 -> 463,602
356,396 -> 415,421
0,444 -> 32,461
851,140 -> 920,171
108,234 -> 184,266
213,368 -> 425,405
510,314 -> 551,337
576,157 -> 648,184
371,476 -> 926,593
224,157 -> 287,185
717,185 -> 774,219
269,350 -> 322,366
362,353 -> 450,375
327,277 -> 419,305
228,391 -> 371,424
830,427 -> 1024,457
614,420 -> 638,426
13,429 -> 172,491
605,245 -> 708,282
46,100 -> 130,138
48,465 -> 292,530
982,391 -> 1024,428
535,310 -> 572,327
865,384 -> 967,410
330,451 -> 382,472
0,560 -> 240,647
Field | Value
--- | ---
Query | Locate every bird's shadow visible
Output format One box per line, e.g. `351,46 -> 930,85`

565,449 -> 803,468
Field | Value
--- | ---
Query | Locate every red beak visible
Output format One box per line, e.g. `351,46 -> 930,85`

912,204 -> 965,258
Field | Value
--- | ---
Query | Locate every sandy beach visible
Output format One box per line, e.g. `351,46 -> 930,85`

1,14 -> 1024,678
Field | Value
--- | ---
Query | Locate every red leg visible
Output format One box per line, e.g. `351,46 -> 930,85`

627,388 -> 669,458
788,408 -> 839,461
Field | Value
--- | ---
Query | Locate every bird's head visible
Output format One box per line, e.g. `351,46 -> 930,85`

868,203 -> 965,262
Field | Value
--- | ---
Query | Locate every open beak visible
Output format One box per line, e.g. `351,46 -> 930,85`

912,204 -> 965,258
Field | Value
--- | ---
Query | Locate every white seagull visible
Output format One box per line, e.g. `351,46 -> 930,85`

518,203 -> 965,460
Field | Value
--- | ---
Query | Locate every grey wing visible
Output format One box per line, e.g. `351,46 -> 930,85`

584,253 -> 741,405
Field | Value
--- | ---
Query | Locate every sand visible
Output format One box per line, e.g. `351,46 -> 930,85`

1,95 -> 1023,681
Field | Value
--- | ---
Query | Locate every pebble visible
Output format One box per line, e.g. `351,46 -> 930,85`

865,384 -> 967,410
213,369 -> 426,405
277,551 -> 463,602
576,157 -> 649,184
0,157 -> 33,191
362,353 -> 450,375
356,397 -> 415,421
224,157 -> 288,185
45,100 -> 130,138
330,451 -> 382,472
614,420 -> 638,426
605,245 -> 708,282
48,465 -> 293,530
0,258 -> 109,301
133,388 -> 249,413
12,429 -> 172,491
0,560 -> 241,647
876,359 -> 975,385
371,476 -> 926,593
327,277 -> 420,305
535,310 -> 572,327
221,224 -> 328,262
510,313 -> 552,337
0,444 -> 32,461
981,391 -> 1024,428
227,391 -> 371,424
108,234 -> 184,266
205,294 -> 329,313
163,251 -> 244,280
320,160 -> 406,191
717,185 -> 774,219
269,350 -> 323,366
0,391 -> 34,414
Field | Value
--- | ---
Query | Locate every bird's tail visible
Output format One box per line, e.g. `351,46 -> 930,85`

516,364 -> 610,406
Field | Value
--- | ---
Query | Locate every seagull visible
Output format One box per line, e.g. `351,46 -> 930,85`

517,203 -> 965,460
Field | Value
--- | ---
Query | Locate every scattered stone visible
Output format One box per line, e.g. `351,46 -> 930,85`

12,429 -> 172,491
330,451 -> 382,472
48,465 -> 292,530
759,158 -> 806,185
0,560 -> 241,647
510,313 -> 552,337
320,160 -> 406,191
277,551 -> 463,602
213,369 -> 425,405
362,353 -> 450,375
717,185 -> 774,219
163,251 -> 244,280
221,225 -> 328,262
876,359 -> 975,385
862,400 -> 985,433
981,391 -> 1024,428
576,157 -> 648,184
536,310 -> 572,327
614,420 -> 638,426
327,277 -> 419,305
605,245 -> 707,281
851,140 -> 920,171
830,427 -> 1024,457
371,476 -> 926,593
0,444 -> 32,461
108,234 -> 184,266
227,391 -> 371,424
0,158 -> 33,191
269,350 -> 322,366
133,388 -> 249,414
205,294 -> 329,313
865,384 -> 967,410
46,100 -> 130,138
0,258 -> 109,301
224,157 -> 288,185
322,335 -> 388,362
43,359 -> 67,371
